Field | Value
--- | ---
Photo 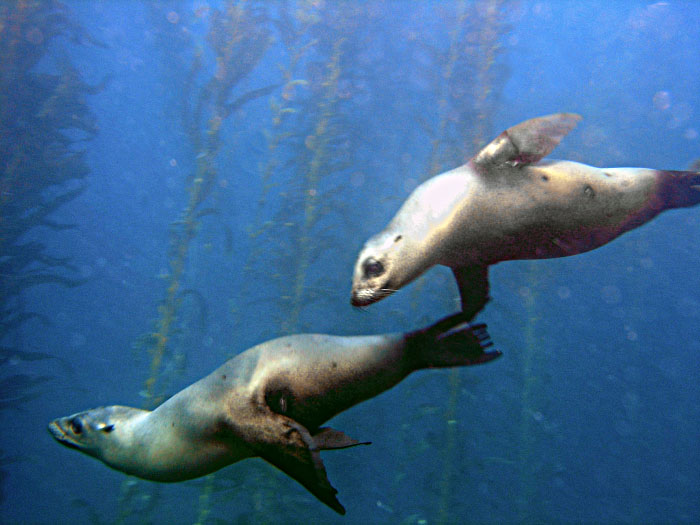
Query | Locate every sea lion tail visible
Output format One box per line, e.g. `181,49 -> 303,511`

655,170 -> 700,209
405,312 -> 501,369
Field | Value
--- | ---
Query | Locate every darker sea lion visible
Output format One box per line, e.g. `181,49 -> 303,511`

351,113 -> 700,319
49,314 -> 499,514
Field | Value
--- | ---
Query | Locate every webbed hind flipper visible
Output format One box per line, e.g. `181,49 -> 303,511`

314,427 -> 371,450
247,413 -> 367,514
472,113 -> 581,170
405,311 -> 501,369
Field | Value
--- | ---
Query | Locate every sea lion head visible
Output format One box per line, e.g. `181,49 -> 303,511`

351,230 -> 424,307
48,406 -> 145,462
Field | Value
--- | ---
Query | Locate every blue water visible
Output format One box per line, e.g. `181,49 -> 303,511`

2,1 -> 699,523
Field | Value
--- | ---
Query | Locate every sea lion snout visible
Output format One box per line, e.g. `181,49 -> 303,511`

350,289 -> 374,307
48,418 -> 83,450
350,285 -> 394,307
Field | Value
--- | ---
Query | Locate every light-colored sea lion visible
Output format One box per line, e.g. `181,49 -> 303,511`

49,314 -> 499,514
351,113 -> 700,319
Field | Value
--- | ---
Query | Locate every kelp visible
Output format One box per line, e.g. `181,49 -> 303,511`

141,0 -> 273,408
416,0 -> 511,177
0,346 -> 58,365
0,373 -> 53,410
0,1 -> 102,508
118,3 -> 274,523
0,345 -> 72,374
0,0 -> 102,343
0,312 -> 52,332
378,1 -> 512,522
201,2 -> 373,520
239,1 -> 368,340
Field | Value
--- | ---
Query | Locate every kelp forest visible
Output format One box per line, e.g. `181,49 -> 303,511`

2,1 -> 699,524
0,0 -> 105,505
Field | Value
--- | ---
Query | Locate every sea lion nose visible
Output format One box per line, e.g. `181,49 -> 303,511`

350,292 -> 363,307
350,290 -> 372,308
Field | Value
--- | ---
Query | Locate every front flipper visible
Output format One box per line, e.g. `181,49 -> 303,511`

451,265 -> 490,321
247,412 -> 367,515
472,113 -> 582,170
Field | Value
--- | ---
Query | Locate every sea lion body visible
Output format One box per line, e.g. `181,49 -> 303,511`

351,113 -> 700,318
392,160 -> 660,267
49,315 -> 498,514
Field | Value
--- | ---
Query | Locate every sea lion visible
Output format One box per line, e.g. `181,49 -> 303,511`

351,113 -> 700,319
49,314 -> 499,514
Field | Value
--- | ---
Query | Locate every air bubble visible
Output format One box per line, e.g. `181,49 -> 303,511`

639,257 -> 654,269
600,285 -> 621,304
653,90 -> 671,111
25,27 -> 44,45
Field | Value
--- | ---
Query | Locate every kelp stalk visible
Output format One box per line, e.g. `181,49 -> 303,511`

284,37 -> 344,334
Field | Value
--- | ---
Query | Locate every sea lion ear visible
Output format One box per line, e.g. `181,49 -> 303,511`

472,113 -> 582,170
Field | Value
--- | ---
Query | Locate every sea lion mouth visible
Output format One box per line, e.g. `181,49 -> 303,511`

350,295 -> 370,308
350,286 -> 394,307
350,289 -> 376,307
48,420 -> 82,450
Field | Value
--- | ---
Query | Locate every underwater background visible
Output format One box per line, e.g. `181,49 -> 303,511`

1,1 -> 699,523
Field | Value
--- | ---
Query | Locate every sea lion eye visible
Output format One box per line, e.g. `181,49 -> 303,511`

363,258 -> 384,278
69,417 -> 83,435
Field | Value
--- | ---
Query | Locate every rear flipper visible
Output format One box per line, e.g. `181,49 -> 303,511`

406,312 -> 502,369
656,170 -> 700,209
